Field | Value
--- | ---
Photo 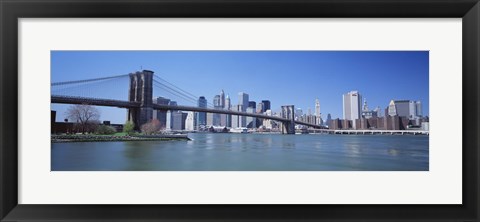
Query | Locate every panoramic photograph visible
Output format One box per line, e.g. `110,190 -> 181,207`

51,51 -> 429,171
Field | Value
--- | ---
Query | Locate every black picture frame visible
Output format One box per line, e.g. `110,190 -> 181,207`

1,0 -> 479,221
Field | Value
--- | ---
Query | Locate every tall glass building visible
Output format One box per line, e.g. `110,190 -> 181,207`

213,95 -> 222,126
238,92 -> 249,127
238,92 -> 249,112
197,96 -> 207,128
261,100 -> 271,112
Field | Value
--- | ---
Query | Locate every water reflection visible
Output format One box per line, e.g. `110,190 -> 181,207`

52,134 -> 429,171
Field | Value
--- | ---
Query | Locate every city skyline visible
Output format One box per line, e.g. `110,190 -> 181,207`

51,51 -> 429,124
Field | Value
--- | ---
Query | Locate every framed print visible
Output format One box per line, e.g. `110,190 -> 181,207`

1,0 -> 479,221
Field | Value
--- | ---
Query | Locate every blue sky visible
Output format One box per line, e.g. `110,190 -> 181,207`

51,51 -> 429,124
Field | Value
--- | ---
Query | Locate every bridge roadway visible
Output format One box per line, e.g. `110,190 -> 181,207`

51,95 -> 324,129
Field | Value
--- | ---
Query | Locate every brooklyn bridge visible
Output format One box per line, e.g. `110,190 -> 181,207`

51,70 -> 325,134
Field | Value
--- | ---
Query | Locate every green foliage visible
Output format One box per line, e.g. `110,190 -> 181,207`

95,125 -> 116,135
123,121 -> 135,135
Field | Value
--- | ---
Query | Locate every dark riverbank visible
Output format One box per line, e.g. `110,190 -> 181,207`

51,134 -> 190,143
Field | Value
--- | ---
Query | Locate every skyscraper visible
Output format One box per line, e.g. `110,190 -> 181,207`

415,101 -> 422,117
225,94 -> 232,127
343,91 -> 362,128
166,101 -> 177,130
326,113 -> 332,127
238,92 -> 249,127
315,98 -> 321,125
388,100 -> 398,116
261,100 -> 271,112
172,111 -> 187,130
225,94 -> 231,110
361,99 -> 378,119
256,102 -> 264,113
153,96 -> 170,129
185,111 -> 196,131
231,104 -> 242,128
220,90 -> 225,108
213,95 -> 222,126
197,96 -> 207,128
248,101 -> 256,109
213,95 -> 221,107
388,100 -> 422,120
238,92 -> 249,112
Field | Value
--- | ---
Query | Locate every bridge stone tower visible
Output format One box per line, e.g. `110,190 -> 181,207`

280,105 -> 295,134
127,70 -> 154,130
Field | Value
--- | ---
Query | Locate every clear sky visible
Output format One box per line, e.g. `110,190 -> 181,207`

51,51 -> 429,124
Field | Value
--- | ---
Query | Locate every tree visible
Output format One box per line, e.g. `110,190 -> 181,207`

141,119 -> 161,135
123,121 -> 135,135
65,104 -> 100,134
95,125 -> 117,135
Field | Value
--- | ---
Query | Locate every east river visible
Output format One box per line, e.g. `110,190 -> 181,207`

51,133 -> 429,171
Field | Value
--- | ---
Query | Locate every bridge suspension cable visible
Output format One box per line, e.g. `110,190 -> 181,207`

153,81 -> 200,105
152,77 -> 215,108
51,73 -> 130,86
51,74 -> 129,100
154,75 -> 200,100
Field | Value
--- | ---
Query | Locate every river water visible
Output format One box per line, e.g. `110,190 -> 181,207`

51,133 -> 429,171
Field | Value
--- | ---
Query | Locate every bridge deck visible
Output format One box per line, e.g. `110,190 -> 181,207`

51,95 -> 324,129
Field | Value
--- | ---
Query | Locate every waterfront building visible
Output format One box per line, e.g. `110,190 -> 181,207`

329,118 -> 342,130
197,96 -> 207,129
153,96 -> 170,129
261,100 -> 271,112
185,111 -> 196,131
172,111 -> 187,130
166,100 -> 177,130
343,90 -> 362,128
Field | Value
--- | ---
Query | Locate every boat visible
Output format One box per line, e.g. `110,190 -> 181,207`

229,127 -> 248,133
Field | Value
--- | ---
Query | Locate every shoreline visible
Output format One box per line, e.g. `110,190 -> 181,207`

51,134 -> 191,143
